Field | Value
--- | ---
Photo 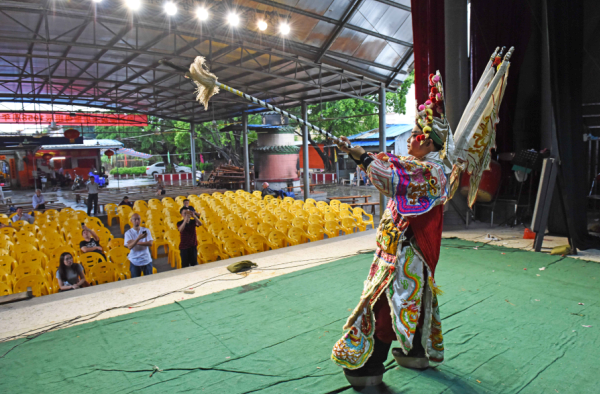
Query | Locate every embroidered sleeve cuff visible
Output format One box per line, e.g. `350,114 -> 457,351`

350,153 -> 374,169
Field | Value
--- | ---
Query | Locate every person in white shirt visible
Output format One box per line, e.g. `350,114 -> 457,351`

86,176 -> 99,216
124,213 -> 154,278
32,189 -> 46,210
12,207 -> 34,224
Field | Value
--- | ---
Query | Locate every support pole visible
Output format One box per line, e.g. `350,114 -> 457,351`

190,121 -> 196,185
444,0 -> 470,131
378,83 -> 387,220
302,102 -> 310,200
242,112 -> 250,192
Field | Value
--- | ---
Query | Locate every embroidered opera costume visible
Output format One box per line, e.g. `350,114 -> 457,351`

331,47 -> 513,386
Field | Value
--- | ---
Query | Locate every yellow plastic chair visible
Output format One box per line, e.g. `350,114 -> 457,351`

339,210 -> 354,219
237,226 -> 254,241
107,247 -> 132,279
243,211 -> 258,221
105,203 -> 119,226
268,230 -> 289,249
0,255 -> 17,273
340,203 -> 353,213
275,220 -> 291,233
14,244 -> 38,263
208,222 -> 226,237
198,244 -> 226,264
0,281 -> 11,295
223,239 -> 250,258
306,207 -> 321,217
79,252 -> 108,272
353,207 -> 375,230
246,234 -> 270,253
218,229 -> 241,245
262,213 -> 278,227
308,214 -> 325,227
17,231 -> 40,249
329,199 -> 341,209
0,238 -> 15,256
88,264 -> 120,285
22,250 -> 49,271
252,190 -> 262,199
295,210 -> 310,220
227,218 -> 245,233
14,261 -> 46,280
150,226 -> 169,259
340,217 -> 358,235
319,205 -> 332,214
12,220 -> 29,230
14,275 -> 49,297
307,224 -> 325,242
95,228 -> 114,247
84,216 -> 104,230
324,221 -> 341,238
291,217 -> 308,231
21,223 -> 40,235
263,195 -> 274,203
245,217 -> 262,230
107,238 -> 125,250
279,210 -> 295,222
257,223 -> 273,238
288,227 -> 309,246
324,212 -> 340,223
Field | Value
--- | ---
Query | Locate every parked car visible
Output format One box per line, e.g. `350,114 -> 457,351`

146,162 -> 192,176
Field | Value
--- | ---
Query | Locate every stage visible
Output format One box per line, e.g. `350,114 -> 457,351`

1,233 -> 598,393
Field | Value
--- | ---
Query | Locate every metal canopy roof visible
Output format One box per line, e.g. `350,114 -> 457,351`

0,0 -> 413,124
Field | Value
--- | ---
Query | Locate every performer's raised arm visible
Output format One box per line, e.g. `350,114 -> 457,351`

337,129 -> 448,215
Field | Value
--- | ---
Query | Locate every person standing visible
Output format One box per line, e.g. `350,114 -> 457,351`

331,72 -> 455,387
86,176 -> 99,216
124,213 -> 154,278
32,189 -> 46,211
177,208 -> 201,268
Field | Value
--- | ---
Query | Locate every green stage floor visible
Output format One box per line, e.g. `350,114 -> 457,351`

1,239 -> 598,393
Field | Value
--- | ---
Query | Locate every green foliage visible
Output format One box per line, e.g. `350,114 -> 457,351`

285,70 -> 415,140
109,166 -> 146,175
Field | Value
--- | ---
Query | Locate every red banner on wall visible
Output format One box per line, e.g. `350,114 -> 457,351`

0,112 -> 148,126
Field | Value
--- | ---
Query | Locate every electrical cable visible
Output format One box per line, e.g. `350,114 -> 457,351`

0,247 -> 376,357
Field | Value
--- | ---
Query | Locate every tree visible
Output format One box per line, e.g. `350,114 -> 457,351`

283,70 -> 415,170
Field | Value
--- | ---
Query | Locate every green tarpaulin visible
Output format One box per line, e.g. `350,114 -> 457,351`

1,239 -> 598,393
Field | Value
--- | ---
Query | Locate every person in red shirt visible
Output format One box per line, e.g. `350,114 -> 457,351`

177,207 -> 201,268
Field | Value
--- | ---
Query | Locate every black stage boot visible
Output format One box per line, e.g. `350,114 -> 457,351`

392,328 -> 429,369
343,337 -> 391,387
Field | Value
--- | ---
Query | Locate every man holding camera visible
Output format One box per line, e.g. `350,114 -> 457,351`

178,207 -> 201,268
125,213 -> 154,278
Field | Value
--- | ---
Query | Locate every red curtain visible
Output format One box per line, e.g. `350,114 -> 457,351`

410,0 -> 446,105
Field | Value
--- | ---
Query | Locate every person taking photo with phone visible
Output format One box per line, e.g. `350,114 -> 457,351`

178,207 -> 202,268
125,213 -> 154,278
80,224 -> 106,258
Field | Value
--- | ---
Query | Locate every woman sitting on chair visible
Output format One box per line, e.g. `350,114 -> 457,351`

56,252 -> 89,291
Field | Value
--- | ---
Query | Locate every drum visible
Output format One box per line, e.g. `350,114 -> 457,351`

459,159 -> 502,203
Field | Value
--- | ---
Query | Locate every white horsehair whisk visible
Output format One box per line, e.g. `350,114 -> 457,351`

159,57 -> 352,148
